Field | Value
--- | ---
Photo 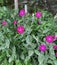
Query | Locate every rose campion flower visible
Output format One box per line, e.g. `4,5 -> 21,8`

39,44 -> 47,52
55,52 -> 57,57
36,11 -> 42,18
17,26 -> 25,34
14,20 -> 17,25
55,35 -> 57,39
45,35 -> 54,43
53,35 -> 57,41
2,21 -> 7,26
53,45 -> 57,50
19,9 -> 25,17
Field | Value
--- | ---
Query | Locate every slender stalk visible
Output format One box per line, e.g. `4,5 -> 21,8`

24,4 -> 27,13
14,0 -> 18,12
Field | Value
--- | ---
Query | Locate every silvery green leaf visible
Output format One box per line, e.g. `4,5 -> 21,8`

24,56 -> 30,65
43,29 -> 49,33
26,26 -> 32,34
48,60 -> 53,64
35,50 -> 40,55
43,54 -> 49,64
0,46 -> 5,50
38,54 -> 45,65
16,60 -> 22,65
26,35 -> 32,45
5,39 -> 10,48
5,50 -> 10,57
12,46 -> 16,59
53,60 -> 57,65
30,43 -> 37,49
3,6 -> 7,11
49,44 -> 56,60
20,54 -> 25,60
28,50 -> 34,57
0,32 -> 4,41
9,57 -> 13,63
32,35 -> 39,43
9,46 -> 16,63
6,19 -> 11,23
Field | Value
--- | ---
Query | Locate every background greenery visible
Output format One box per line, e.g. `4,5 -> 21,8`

0,0 -> 57,15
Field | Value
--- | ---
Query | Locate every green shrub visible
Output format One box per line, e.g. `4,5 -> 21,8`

0,7 -> 57,65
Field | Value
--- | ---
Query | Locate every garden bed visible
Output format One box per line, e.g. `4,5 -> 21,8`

0,7 -> 57,65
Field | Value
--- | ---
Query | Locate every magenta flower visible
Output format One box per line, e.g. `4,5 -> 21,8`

19,9 -> 25,17
55,35 -> 57,39
2,21 -> 7,26
55,52 -> 57,57
53,45 -> 57,50
36,11 -> 42,18
39,44 -> 47,52
17,26 -> 25,34
14,20 -> 17,25
45,35 -> 54,43
53,35 -> 57,41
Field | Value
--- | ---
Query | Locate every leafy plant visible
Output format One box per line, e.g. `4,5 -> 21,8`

0,7 -> 57,65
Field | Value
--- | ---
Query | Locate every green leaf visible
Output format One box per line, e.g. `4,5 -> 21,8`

16,60 -> 22,65
53,60 -> 57,65
9,46 -> 16,63
32,35 -> 39,43
49,44 -> 56,60
35,50 -> 40,55
38,54 -> 45,65
48,60 -> 53,65
12,46 -> 16,59
28,50 -> 34,57
8,57 -> 13,63
26,35 -> 32,45
24,56 -> 30,65
0,32 -> 4,41
5,38 -> 10,48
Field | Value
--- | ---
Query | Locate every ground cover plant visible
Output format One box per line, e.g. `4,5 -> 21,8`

0,7 -> 57,65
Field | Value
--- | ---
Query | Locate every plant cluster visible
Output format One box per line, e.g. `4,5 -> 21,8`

0,7 -> 57,65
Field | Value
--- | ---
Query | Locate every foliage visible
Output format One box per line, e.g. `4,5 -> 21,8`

0,7 -> 57,65
0,0 -> 13,7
